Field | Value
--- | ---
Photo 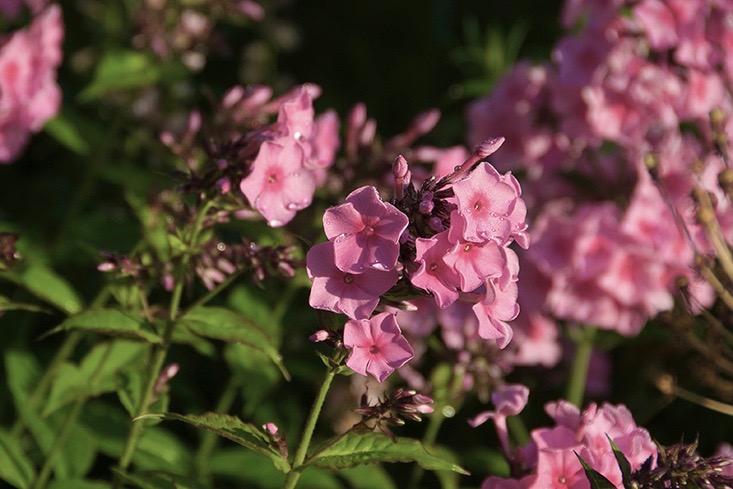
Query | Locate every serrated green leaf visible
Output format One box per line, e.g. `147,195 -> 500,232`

153,412 -> 290,473
306,432 -> 469,475
48,309 -> 162,343
112,468 -> 207,489
606,436 -> 632,487
2,264 -> 83,315
575,452 -> 616,489
0,429 -> 35,489
0,294 -> 51,313
44,341 -> 147,416
180,307 -> 289,380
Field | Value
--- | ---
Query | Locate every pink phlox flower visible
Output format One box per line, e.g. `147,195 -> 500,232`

306,241 -> 399,319
452,162 -> 529,248
323,185 -> 409,273
470,383 -> 530,462
0,3 -> 63,163
530,447 -> 588,489
444,211 -> 507,292
308,109 -> 340,170
343,312 -> 414,383
634,0 -> 680,51
472,278 -> 519,348
239,139 -> 316,227
410,231 -> 461,309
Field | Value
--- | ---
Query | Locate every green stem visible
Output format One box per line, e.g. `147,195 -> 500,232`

114,202 -> 212,481
566,326 -> 597,407
32,342 -> 115,489
194,376 -> 241,481
281,368 -> 337,489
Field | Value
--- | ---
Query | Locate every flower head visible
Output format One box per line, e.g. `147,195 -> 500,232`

343,312 -> 414,382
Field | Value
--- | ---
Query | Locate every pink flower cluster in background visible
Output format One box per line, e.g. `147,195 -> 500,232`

474,384 -> 657,489
307,138 -> 529,382
0,2 -> 64,163
467,0 -> 733,340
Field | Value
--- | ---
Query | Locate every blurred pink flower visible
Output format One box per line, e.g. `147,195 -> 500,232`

0,4 -> 63,163
343,312 -> 414,382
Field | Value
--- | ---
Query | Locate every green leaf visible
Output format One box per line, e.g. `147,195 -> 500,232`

43,108 -> 96,155
575,452 -> 616,489
306,432 -> 469,475
315,309 -> 348,331
224,345 -> 280,416
2,264 -> 83,315
116,368 -> 144,418
0,294 -> 51,313
180,307 -> 289,380
0,429 -> 36,489
44,340 -> 147,416
48,481 -> 111,489
209,448 -> 341,489
607,436 -> 632,487
150,412 -> 290,473
338,465 -> 397,489
79,50 -> 182,102
48,309 -> 162,343
111,469 -> 207,489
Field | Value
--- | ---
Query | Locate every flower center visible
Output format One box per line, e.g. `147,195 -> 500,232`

429,263 -> 438,271
343,273 -> 354,284
363,225 -> 375,236
463,244 -> 472,252
473,200 -> 482,211
267,173 -> 278,184
558,476 -> 566,485
369,345 -> 380,354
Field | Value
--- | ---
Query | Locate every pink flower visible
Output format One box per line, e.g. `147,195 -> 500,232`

343,312 -> 414,382
0,4 -> 63,163
444,211 -> 507,292
532,448 -> 588,489
470,383 -> 530,461
306,241 -> 399,319
323,185 -> 408,273
239,140 -> 316,227
410,231 -> 461,309
472,279 -> 520,348
452,162 -> 529,248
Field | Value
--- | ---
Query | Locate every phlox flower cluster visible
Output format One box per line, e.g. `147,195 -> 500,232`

307,138 -> 529,382
473,385 -> 657,489
467,0 -> 733,338
0,2 -> 64,163
163,83 -> 339,228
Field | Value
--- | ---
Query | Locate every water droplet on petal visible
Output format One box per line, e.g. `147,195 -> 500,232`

268,219 -> 284,227
370,262 -> 388,271
286,203 -> 299,210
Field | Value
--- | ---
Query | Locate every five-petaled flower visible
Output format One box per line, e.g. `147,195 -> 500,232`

343,312 -> 414,382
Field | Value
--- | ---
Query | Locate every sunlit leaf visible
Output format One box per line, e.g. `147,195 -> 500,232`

0,429 -> 35,489
306,432 -> 469,475
2,264 -> 83,315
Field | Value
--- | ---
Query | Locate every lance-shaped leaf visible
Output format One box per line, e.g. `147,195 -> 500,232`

2,264 -> 83,315
180,307 -> 289,379
0,429 -> 35,489
111,468 -> 208,489
0,295 -> 50,313
47,309 -> 162,343
144,412 -> 290,473
575,452 -> 616,489
43,341 -> 147,416
305,432 -> 469,475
